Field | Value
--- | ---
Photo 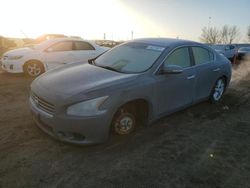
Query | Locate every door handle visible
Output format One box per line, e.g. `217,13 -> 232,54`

187,75 -> 195,80
213,68 -> 220,72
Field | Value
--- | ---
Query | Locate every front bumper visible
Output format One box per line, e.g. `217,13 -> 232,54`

1,60 -> 24,73
29,97 -> 112,145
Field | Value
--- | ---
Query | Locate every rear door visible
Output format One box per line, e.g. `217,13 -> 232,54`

191,46 -> 220,102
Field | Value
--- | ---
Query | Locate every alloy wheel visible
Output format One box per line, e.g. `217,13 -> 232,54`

27,63 -> 42,77
114,113 -> 135,135
213,79 -> 225,101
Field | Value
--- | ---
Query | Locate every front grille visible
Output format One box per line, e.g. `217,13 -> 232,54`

31,92 -> 55,115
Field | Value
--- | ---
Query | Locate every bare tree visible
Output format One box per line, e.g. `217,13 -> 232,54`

200,25 -> 240,44
200,26 -> 220,44
220,25 -> 240,44
220,25 -> 229,44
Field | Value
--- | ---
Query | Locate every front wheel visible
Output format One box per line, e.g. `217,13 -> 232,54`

210,78 -> 226,103
112,108 -> 136,135
23,61 -> 45,77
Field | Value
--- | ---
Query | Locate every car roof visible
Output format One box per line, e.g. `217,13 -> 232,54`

131,38 -> 202,47
44,38 -> 85,43
33,38 -> 97,50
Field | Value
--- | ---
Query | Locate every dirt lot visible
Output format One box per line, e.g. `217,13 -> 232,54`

1,62 -> 250,188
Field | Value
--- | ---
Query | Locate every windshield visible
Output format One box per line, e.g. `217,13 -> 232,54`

94,42 -> 165,73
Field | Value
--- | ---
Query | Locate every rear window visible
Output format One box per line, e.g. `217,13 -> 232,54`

74,41 -> 95,50
192,47 -> 213,65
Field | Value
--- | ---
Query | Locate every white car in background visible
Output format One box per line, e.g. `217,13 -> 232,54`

1,38 -> 109,77
210,44 -> 237,62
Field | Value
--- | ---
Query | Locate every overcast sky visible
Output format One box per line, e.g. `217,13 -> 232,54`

0,0 -> 249,42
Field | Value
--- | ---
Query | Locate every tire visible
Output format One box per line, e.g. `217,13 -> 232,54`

210,78 -> 226,103
112,107 -> 136,135
23,61 -> 45,77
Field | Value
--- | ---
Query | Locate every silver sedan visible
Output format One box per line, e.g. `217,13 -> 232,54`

30,38 -> 232,144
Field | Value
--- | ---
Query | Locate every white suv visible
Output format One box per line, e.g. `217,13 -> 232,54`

1,38 -> 109,77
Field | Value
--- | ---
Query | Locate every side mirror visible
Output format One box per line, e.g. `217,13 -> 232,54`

162,64 -> 183,74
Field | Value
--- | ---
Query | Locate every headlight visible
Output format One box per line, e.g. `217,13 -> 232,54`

67,96 -> 109,116
8,55 -> 23,60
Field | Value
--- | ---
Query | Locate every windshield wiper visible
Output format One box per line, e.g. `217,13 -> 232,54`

88,51 -> 107,65
98,65 -> 122,73
88,58 -> 96,65
89,59 -> 124,73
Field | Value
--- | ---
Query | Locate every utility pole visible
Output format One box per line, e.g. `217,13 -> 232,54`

131,30 -> 134,40
208,17 -> 211,28
103,33 -> 106,40
20,29 -> 28,38
248,26 -> 250,42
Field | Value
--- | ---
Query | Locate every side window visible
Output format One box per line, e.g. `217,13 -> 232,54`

164,47 -> 191,68
48,41 -> 73,52
74,41 -> 95,50
192,47 -> 211,65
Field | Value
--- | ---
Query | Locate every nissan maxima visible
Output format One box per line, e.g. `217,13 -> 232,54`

29,38 -> 232,144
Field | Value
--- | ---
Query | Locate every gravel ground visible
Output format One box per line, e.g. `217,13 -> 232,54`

0,62 -> 250,188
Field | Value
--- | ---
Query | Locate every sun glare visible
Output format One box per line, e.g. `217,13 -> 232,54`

116,0 -> 170,38
0,0 -> 173,40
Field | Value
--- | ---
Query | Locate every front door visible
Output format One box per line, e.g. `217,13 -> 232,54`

44,41 -> 74,70
155,47 -> 196,116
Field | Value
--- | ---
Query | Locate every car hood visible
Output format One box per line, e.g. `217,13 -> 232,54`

4,47 -> 34,56
31,63 -> 138,101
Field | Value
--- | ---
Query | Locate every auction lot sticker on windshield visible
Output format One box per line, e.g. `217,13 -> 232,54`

146,45 -> 165,52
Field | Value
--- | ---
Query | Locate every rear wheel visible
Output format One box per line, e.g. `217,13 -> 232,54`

210,78 -> 226,103
23,61 -> 44,77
